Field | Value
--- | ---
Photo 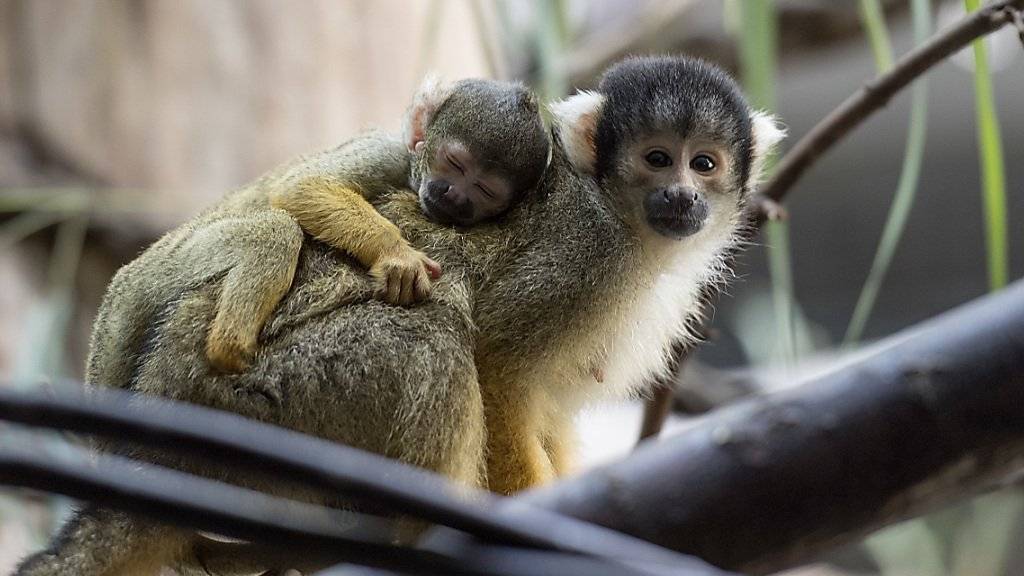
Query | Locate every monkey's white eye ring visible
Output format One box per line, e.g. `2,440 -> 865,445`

644,150 -> 673,168
690,154 -> 716,173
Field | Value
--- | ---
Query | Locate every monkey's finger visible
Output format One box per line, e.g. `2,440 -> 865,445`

414,272 -> 432,301
399,269 -> 415,305
386,270 -> 402,304
424,257 -> 442,280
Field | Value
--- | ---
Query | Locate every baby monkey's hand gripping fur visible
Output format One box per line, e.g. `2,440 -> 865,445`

209,76 -> 547,372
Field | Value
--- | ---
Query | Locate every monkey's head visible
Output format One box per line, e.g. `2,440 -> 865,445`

403,77 -> 550,227
552,56 -> 785,241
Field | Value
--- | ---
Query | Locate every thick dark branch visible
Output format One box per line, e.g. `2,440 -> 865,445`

0,386 -> 726,576
638,0 -> 1024,442
532,279 -> 1024,573
2,442 -> 698,576
756,0 -> 1024,208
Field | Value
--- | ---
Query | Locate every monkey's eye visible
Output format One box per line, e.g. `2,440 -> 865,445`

644,150 -> 673,169
475,183 -> 495,199
690,154 -> 716,173
446,154 -> 465,175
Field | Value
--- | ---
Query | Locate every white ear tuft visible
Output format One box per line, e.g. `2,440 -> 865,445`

749,110 -> 786,184
550,90 -> 605,174
402,72 -> 455,152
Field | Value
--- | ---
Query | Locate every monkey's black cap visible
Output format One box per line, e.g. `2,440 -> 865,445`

594,56 -> 755,186
434,79 -> 551,195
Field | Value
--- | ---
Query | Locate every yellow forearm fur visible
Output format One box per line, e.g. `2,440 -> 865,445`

270,177 -> 406,267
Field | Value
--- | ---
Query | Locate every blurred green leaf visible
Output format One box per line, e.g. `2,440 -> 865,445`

950,490 -> 1024,576
535,0 -> 570,100
12,213 -> 89,385
858,0 -> 895,72
866,518 -> 947,576
736,0 -> 804,365
965,0 -> 1009,291
844,0 -> 931,346
0,210 -> 68,250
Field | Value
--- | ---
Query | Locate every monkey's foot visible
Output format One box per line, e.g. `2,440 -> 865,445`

206,330 -> 255,373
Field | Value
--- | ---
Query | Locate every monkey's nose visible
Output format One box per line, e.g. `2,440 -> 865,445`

427,179 -> 453,199
663,187 -> 696,208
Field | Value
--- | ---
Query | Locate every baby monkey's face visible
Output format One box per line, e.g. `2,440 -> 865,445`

416,138 -> 516,227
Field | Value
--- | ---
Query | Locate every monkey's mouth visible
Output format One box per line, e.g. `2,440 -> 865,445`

646,201 -> 709,240
420,194 -> 474,227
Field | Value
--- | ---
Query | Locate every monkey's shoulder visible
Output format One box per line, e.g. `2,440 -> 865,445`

300,130 -> 410,189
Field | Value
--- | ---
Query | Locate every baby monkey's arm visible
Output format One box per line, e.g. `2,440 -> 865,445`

269,137 -> 440,306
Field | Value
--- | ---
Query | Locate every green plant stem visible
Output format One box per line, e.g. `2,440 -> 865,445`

858,0 -> 895,71
738,0 -> 794,364
844,0 -> 931,346
536,0 -> 570,100
965,0 -> 1009,291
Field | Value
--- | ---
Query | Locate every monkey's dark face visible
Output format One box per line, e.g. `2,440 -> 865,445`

580,57 -> 768,244
416,139 -> 516,227
619,132 -> 739,240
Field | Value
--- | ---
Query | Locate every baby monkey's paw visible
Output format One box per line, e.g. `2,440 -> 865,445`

206,325 -> 256,373
370,245 -> 442,306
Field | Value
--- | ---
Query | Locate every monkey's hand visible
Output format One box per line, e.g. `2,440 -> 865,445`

369,244 -> 442,306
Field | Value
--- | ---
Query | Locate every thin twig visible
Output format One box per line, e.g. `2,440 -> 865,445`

754,0 -> 1024,210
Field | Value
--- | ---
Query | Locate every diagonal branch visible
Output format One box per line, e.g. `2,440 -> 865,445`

755,0 -> 1024,210
536,279 -> 1024,573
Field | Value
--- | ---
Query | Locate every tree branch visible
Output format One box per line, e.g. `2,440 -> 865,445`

534,279 -> 1024,573
756,0 -> 1024,210
3,443 -> 710,576
0,386 -> 728,576
638,0 -> 1024,441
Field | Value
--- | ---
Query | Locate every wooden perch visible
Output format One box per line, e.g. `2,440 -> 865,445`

529,279 -> 1024,573
0,386 -> 730,576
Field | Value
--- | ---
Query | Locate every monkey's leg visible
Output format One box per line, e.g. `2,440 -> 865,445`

541,412 -> 578,478
85,266 -> 163,390
482,386 -> 555,495
15,506 -> 192,576
195,211 -> 304,373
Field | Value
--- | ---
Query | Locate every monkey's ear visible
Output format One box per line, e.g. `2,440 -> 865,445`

748,110 -> 786,184
550,90 -> 605,174
403,73 -> 455,152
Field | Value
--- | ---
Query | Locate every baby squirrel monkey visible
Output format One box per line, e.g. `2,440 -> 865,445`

208,77 -> 550,372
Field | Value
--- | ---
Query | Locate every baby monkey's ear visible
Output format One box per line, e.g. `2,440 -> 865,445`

549,90 -> 604,174
403,73 -> 455,153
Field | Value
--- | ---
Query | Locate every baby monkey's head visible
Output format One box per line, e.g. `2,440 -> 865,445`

404,77 -> 550,226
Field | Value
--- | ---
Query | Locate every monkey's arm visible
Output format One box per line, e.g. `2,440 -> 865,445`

270,177 -> 410,272
269,134 -> 439,305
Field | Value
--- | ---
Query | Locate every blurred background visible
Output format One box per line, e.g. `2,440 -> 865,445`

0,0 -> 1021,574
